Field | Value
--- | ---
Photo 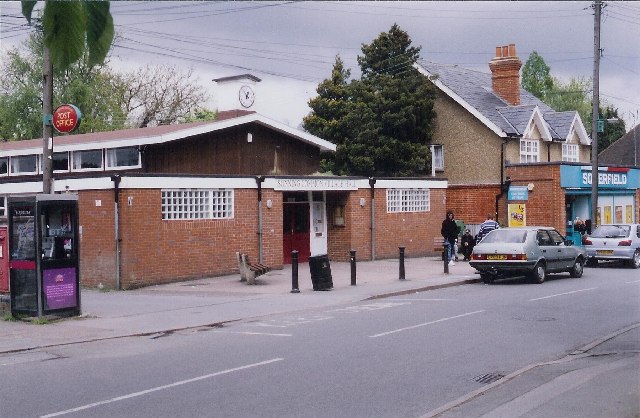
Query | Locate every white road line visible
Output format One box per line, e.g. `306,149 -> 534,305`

369,310 -> 485,338
387,298 -> 458,302
40,358 -> 284,418
213,330 -> 292,337
529,287 -> 598,302
625,279 -> 640,284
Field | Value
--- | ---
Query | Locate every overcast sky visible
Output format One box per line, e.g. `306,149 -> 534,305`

1,1 -> 639,130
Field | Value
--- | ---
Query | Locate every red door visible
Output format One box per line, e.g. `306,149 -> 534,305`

283,202 -> 310,263
0,227 -> 8,292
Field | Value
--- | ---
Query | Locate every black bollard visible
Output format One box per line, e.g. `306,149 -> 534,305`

443,245 -> 449,274
399,246 -> 406,280
291,250 -> 300,293
350,249 -> 357,286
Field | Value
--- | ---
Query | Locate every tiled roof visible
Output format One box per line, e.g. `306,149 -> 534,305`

416,60 -> 584,142
599,124 -> 640,167
0,109 -> 337,154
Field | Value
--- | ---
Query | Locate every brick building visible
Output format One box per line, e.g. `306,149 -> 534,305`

415,44 -> 639,236
0,110 -> 446,290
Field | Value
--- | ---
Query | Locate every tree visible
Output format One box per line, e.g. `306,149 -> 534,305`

304,25 -> 436,176
521,51 -> 554,100
21,1 -> 114,70
0,33 -> 213,140
117,65 -> 211,128
599,104 -> 626,153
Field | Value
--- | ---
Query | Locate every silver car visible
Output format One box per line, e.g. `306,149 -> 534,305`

584,224 -> 640,269
470,227 -> 586,284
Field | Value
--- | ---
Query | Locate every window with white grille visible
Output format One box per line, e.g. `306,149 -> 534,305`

161,189 -> 234,220
387,189 -> 430,213
562,143 -> 579,162
520,139 -> 539,163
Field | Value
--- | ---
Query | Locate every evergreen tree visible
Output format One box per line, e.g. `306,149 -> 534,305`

521,51 -> 554,100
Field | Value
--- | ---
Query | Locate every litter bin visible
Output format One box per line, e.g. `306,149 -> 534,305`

308,255 -> 333,291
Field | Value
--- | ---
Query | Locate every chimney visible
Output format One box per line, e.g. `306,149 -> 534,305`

489,43 -> 522,106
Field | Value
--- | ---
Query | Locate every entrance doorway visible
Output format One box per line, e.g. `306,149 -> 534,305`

283,201 -> 310,263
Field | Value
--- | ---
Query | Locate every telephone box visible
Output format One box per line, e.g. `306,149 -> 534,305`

8,195 -> 80,317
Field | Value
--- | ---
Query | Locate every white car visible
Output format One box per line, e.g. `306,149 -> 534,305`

583,224 -> 640,269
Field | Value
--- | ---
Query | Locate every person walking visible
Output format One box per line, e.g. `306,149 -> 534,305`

441,210 -> 458,266
461,229 -> 475,261
476,213 -> 500,244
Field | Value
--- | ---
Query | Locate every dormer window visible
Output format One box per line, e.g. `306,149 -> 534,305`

520,139 -> 539,163
562,143 -> 579,162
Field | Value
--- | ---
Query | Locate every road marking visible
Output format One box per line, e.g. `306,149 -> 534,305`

387,298 -> 458,302
369,310 -> 485,338
327,302 -> 409,314
529,287 -> 597,301
213,330 -> 292,337
40,358 -> 284,417
625,279 -> 640,284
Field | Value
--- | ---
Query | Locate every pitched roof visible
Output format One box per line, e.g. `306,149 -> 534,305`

0,109 -> 336,156
599,124 -> 640,167
415,60 -> 588,144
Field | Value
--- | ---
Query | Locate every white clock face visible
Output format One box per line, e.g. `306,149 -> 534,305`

239,85 -> 255,108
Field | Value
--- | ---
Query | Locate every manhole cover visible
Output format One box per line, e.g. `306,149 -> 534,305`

473,372 -> 505,384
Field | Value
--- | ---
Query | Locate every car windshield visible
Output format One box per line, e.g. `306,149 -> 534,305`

481,229 -> 527,244
590,225 -> 630,238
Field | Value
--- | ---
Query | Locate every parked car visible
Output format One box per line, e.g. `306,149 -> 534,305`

583,224 -> 640,269
470,227 -> 586,284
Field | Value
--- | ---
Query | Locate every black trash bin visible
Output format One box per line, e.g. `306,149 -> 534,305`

308,255 -> 333,291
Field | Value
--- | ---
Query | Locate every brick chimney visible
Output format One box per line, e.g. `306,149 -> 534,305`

489,44 -> 522,105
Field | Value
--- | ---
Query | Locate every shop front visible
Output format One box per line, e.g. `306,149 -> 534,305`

561,165 -> 639,236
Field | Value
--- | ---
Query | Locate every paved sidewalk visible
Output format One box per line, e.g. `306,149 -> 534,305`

0,256 -> 479,354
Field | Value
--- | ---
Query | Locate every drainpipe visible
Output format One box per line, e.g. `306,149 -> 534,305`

495,139 -> 510,222
110,174 -> 121,290
369,177 -> 376,260
256,175 -> 265,263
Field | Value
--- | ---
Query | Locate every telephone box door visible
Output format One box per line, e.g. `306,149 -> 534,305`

0,227 -> 8,292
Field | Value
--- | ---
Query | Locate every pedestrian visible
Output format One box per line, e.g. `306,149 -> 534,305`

461,229 -> 475,261
476,213 -> 500,244
441,210 -> 458,266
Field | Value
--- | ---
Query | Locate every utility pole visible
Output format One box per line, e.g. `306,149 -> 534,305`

42,47 -> 54,194
590,0 -> 601,228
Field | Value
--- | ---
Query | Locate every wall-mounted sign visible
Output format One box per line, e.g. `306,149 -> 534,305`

274,178 -> 358,191
560,166 -> 639,189
508,186 -> 528,201
53,104 -> 82,134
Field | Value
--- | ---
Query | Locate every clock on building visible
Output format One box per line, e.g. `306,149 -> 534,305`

239,85 -> 255,108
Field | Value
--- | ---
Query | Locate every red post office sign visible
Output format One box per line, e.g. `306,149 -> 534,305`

53,104 -> 82,134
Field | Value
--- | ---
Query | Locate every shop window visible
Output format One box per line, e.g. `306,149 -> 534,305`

0,157 -> 7,175
72,150 -> 103,171
106,147 -> 141,169
562,143 -> 579,162
432,145 -> 444,171
387,189 -> 430,213
0,196 -> 5,218
10,155 -> 38,175
520,139 -> 539,163
161,189 -> 234,220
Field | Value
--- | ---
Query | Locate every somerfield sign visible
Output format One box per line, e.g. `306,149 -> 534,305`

52,104 -> 82,134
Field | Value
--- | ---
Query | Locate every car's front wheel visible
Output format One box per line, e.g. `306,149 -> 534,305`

529,262 -> 546,284
629,250 -> 640,269
569,258 -> 584,278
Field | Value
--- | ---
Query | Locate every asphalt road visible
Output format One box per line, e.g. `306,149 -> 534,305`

1,266 -> 638,418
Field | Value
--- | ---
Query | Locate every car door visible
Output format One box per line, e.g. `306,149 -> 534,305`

548,229 -> 573,270
536,230 -> 561,271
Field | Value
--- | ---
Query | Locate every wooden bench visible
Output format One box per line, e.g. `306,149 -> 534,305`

236,252 -> 271,285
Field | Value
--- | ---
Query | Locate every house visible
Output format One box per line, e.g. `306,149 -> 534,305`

415,44 -> 639,235
0,110 -> 446,290
599,124 -> 640,167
